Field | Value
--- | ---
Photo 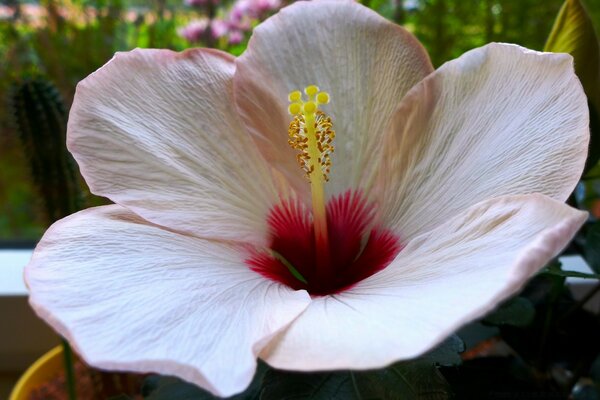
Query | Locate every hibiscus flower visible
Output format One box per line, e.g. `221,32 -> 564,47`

25,0 -> 589,397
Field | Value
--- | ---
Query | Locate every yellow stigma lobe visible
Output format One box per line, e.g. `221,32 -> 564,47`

287,85 -> 335,266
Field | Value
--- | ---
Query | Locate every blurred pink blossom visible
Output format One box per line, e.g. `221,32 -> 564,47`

178,18 -> 209,42
211,18 -> 229,38
180,0 -> 282,44
231,0 -> 280,21
184,0 -> 220,7
228,30 -> 244,44
254,0 -> 282,14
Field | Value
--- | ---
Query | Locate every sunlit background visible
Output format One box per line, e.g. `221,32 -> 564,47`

2,0 -> 600,243
2,2 -> 600,400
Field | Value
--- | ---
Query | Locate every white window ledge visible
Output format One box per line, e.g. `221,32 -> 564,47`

0,250 -> 598,296
0,249 -> 598,372
1,249 -> 598,309
0,249 -> 31,296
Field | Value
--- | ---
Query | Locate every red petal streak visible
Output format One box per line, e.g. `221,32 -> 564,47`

247,190 -> 402,296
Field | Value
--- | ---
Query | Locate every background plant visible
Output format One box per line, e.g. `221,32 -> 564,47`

2,0 -> 600,240
2,0 -> 600,399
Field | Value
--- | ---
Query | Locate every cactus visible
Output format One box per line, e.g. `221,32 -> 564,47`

9,77 -> 82,224
9,77 -> 84,399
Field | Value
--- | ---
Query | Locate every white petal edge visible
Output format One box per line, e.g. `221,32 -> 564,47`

68,48 -> 286,246
234,0 -> 433,197
376,43 -> 589,241
261,194 -> 586,370
25,205 -> 311,397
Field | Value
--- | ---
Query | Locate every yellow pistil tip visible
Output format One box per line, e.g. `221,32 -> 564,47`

316,92 -> 329,104
288,103 -> 302,115
303,101 -> 317,114
305,85 -> 319,97
287,84 -> 335,184
288,90 -> 302,102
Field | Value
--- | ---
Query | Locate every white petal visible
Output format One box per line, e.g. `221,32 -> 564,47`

26,205 -> 310,397
234,0 -> 433,196
377,43 -> 589,240
68,48 -> 284,245
261,194 -> 586,370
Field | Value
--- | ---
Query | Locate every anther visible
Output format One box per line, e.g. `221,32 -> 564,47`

286,85 -> 335,182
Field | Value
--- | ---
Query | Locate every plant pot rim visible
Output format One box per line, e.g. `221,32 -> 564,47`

10,345 -> 63,400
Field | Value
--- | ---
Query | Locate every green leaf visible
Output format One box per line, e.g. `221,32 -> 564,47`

141,375 -> 163,397
143,362 -> 268,400
573,385 -> 600,400
261,363 -> 452,400
591,354 -> 600,384
356,362 -> 452,400
420,334 -> 465,366
585,223 -> 600,274
260,371 -> 356,400
542,268 -> 600,279
143,377 -> 213,400
482,297 -> 536,327
545,0 -> 600,103
588,104 -> 600,175
542,261 -> 600,279
545,0 -> 600,172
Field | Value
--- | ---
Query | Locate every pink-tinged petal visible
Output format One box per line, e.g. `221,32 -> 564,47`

234,0 -> 433,197
25,205 -> 310,397
261,194 -> 586,370
68,48 -> 284,246
377,43 -> 589,240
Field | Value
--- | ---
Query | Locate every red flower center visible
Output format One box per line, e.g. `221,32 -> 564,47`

247,190 -> 402,296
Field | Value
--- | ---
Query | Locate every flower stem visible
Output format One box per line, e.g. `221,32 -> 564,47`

61,338 -> 77,400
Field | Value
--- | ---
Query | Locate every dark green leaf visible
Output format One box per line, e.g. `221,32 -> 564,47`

573,384 -> 600,400
456,322 -> 500,353
588,103 -> 600,176
483,297 -> 536,327
260,371 -> 356,400
420,334 -> 465,366
261,360 -> 453,400
545,0 -> 600,172
542,261 -> 600,279
543,268 -> 600,279
142,375 -> 163,397
355,362 -> 452,400
143,376 -> 212,400
143,362 -> 268,400
585,223 -> 600,274
442,357 -> 556,399
591,354 -> 600,383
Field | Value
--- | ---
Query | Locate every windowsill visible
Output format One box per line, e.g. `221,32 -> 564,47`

0,249 -> 597,374
0,249 -> 31,296
0,249 -> 597,304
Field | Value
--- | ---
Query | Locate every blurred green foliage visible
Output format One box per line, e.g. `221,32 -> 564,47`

368,0 -> 600,67
1,0 -> 600,240
3,2 -> 600,398
0,0 -> 192,240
